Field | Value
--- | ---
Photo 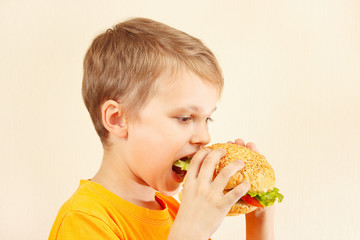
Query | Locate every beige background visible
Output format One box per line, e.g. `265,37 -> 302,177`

1,0 -> 359,239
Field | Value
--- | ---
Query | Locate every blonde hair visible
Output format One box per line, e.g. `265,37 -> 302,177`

82,17 -> 224,145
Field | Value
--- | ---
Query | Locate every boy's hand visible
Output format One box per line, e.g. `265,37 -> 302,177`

227,138 -> 259,153
169,146 -> 250,240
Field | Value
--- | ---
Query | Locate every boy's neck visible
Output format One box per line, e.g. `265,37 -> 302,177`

91,148 -> 164,211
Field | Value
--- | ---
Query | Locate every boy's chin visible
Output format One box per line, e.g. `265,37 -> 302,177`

157,184 -> 182,197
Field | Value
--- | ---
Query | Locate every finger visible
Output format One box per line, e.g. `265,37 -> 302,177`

227,141 -> 234,144
185,148 -> 211,180
197,148 -> 226,181
212,160 -> 245,192
245,142 -> 259,153
234,138 -> 245,146
221,181 -> 250,207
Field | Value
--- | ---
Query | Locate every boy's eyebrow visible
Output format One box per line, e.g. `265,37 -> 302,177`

172,105 -> 217,114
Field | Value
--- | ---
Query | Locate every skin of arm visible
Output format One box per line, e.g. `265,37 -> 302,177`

246,205 -> 275,240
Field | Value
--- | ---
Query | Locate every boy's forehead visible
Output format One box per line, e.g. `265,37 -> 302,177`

146,69 -> 220,112
153,69 -> 219,97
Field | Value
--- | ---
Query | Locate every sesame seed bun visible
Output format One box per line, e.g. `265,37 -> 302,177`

206,143 -> 276,215
227,203 -> 257,216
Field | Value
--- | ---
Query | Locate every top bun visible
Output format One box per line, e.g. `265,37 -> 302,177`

206,143 -> 275,193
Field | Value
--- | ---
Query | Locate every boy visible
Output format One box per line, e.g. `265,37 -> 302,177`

49,17 -> 274,239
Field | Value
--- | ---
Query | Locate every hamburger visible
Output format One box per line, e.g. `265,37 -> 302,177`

172,143 -> 283,215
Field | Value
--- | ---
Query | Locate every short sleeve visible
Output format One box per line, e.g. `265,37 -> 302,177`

54,211 -> 123,240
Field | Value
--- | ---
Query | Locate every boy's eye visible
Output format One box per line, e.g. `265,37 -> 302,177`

176,117 -> 214,123
177,117 -> 192,122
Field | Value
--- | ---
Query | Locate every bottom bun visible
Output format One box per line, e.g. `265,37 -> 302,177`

227,202 -> 257,216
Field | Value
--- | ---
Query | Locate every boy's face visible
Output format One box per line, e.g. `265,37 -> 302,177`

125,69 -> 219,196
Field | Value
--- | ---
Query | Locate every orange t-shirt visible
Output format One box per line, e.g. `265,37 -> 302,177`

49,180 -> 179,240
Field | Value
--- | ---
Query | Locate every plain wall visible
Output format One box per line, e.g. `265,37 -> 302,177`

1,0 -> 359,239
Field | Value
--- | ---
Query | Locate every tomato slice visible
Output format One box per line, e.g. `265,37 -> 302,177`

241,194 -> 264,208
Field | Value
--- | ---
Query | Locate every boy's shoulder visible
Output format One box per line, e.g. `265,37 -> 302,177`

50,180 -> 181,239
49,180 -> 125,239
59,180 -> 113,218
61,180 -> 180,217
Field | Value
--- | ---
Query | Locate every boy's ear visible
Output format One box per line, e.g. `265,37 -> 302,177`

101,100 -> 128,138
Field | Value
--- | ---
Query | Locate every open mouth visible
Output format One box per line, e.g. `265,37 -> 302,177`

172,155 -> 193,180
172,165 -> 187,178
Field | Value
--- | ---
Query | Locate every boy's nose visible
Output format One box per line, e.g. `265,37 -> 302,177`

190,125 -> 211,146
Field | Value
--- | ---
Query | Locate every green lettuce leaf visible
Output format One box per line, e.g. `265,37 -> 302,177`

248,187 -> 284,207
173,157 -> 191,170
